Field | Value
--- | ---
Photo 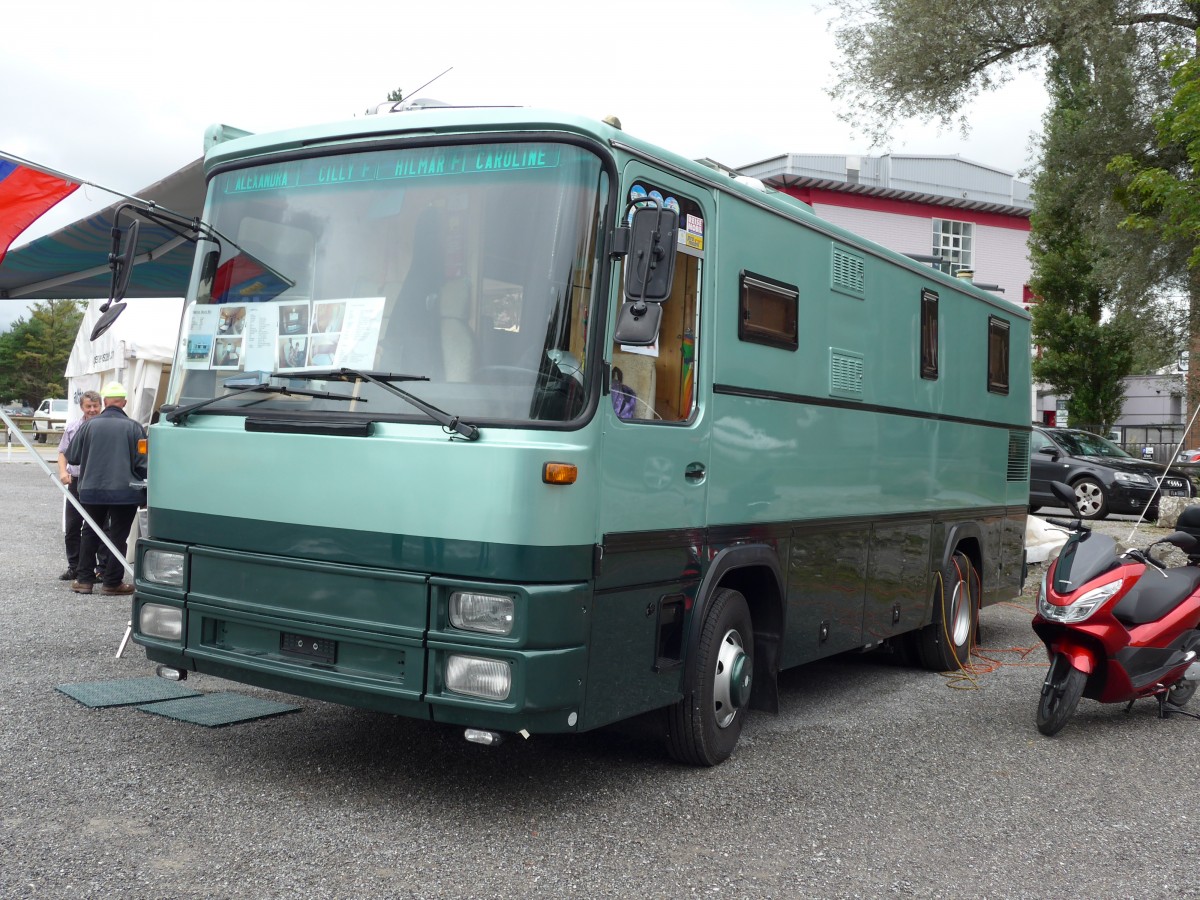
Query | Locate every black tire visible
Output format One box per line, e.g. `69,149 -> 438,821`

1168,680 -> 1197,708
916,551 -> 977,671
1071,476 -> 1109,520
1037,653 -> 1086,735
666,588 -> 754,767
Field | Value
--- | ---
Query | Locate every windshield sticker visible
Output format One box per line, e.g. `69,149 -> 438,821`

184,306 -> 219,368
213,337 -> 243,369
185,298 -> 384,373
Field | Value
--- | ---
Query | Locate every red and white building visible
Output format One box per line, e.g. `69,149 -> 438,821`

736,152 -> 1033,307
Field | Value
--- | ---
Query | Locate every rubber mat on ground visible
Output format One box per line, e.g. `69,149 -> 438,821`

57,677 -> 202,708
136,692 -> 300,726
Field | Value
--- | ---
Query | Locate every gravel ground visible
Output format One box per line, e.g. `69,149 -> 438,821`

4,457 -> 1200,899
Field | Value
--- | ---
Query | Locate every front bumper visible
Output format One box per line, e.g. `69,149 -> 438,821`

133,540 -> 591,734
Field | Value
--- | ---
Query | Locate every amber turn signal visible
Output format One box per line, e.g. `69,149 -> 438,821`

542,462 -> 578,485
138,438 -> 148,455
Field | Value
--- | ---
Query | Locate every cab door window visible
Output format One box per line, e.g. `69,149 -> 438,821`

612,182 -> 703,423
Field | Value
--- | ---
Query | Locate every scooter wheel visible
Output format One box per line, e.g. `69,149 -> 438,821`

1037,653 -> 1086,736
1168,680 -> 1197,708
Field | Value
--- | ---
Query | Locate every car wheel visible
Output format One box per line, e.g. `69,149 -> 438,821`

1071,476 -> 1108,520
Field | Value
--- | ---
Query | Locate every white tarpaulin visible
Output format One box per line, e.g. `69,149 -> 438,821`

64,298 -> 185,427
1025,515 -> 1070,564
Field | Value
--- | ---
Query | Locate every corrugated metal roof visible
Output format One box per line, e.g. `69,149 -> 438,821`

738,153 -> 1033,217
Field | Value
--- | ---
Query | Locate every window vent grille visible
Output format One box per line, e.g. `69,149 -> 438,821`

830,349 -> 864,398
832,246 -> 866,297
1008,430 -> 1030,482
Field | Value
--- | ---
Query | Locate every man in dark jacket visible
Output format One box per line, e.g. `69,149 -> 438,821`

65,382 -> 147,595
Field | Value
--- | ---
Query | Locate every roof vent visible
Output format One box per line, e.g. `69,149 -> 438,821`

732,175 -> 768,192
370,97 -> 451,115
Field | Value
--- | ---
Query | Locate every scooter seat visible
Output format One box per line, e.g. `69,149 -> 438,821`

1112,567 -> 1200,626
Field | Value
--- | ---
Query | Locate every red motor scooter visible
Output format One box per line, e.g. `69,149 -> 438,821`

1032,482 -> 1200,735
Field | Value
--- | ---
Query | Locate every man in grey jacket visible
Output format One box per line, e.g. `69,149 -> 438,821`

65,382 -> 147,595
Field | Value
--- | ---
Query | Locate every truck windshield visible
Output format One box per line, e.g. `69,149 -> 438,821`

168,141 -> 607,425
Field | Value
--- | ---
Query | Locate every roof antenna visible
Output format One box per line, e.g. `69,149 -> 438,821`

373,67 -> 454,115
408,66 -> 453,99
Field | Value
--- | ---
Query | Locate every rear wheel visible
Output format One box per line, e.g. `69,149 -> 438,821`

1037,653 -> 1086,736
666,588 -> 754,767
916,551 -> 977,671
1071,477 -> 1108,520
1168,680 -> 1197,708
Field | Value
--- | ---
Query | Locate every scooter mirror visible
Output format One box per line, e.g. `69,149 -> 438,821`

1049,481 -> 1081,518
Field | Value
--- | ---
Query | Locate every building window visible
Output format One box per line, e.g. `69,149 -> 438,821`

988,316 -> 1010,394
738,271 -> 798,351
920,288 -> 938,379
932,219 -> 973,274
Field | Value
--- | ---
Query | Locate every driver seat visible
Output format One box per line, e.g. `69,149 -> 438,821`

440,278 -> 477,382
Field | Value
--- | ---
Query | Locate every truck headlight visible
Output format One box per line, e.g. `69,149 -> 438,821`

445,654 -> 511,700
140,603 -> 183,641
143,549 -> 185,587
449,591 -> 515,635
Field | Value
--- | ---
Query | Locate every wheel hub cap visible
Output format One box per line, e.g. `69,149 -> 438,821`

713,629 -> 749,729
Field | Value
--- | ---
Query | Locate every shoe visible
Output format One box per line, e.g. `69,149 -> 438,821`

70,581 -> 94,594
59,569 -> 76,581
100,583 -> 135,595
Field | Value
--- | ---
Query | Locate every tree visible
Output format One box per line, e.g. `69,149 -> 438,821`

1110,30 -> 1200,439
830,1 -> 1200,425
1030,42 -> 1139,432
0,299 -> 83,405
830,1 -> 1198,147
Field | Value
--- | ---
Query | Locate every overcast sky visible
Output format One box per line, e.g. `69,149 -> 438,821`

1,0 -> 1049,327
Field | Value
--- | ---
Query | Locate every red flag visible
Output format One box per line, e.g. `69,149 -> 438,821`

0,159 -> 79,265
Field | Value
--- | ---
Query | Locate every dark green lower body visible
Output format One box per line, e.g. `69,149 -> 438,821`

135,504 -> 1025,736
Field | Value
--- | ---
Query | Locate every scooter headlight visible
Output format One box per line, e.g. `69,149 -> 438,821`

1039,578 -> 1123,624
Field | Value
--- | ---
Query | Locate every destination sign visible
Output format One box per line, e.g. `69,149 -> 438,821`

222,143 -> 563,195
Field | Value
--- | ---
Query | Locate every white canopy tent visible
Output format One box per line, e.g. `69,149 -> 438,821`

64,297 -> 185,427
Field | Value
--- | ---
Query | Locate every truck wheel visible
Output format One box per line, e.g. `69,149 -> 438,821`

916,551 -> 977,672
1037,653 -> 1086,736
666,588 -> 754,767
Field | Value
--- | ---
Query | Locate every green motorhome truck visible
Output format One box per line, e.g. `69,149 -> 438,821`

133,105 -> 1031,765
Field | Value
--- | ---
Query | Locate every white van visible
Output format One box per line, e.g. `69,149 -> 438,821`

32,397 -> 69,443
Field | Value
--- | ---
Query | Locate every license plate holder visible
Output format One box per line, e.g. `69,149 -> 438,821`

280,632 -> 337,665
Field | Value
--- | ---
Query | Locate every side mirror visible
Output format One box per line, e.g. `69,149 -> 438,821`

613,204 -> 678,345
623,206 -> 678,302
91,219 -> 140,340
1037,446 -> 1060,459
109,218 -> 139,305
613,300 -> 663,346
1050,481 -> 1080,516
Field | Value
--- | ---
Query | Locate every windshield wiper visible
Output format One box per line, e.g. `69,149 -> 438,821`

162,382 -> 364,425
286,367 -> 480,441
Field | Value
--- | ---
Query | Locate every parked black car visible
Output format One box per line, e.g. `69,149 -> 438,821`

1030,426 -> 1193,520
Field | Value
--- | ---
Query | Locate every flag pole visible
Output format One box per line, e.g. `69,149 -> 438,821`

0,149 -> 152,208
